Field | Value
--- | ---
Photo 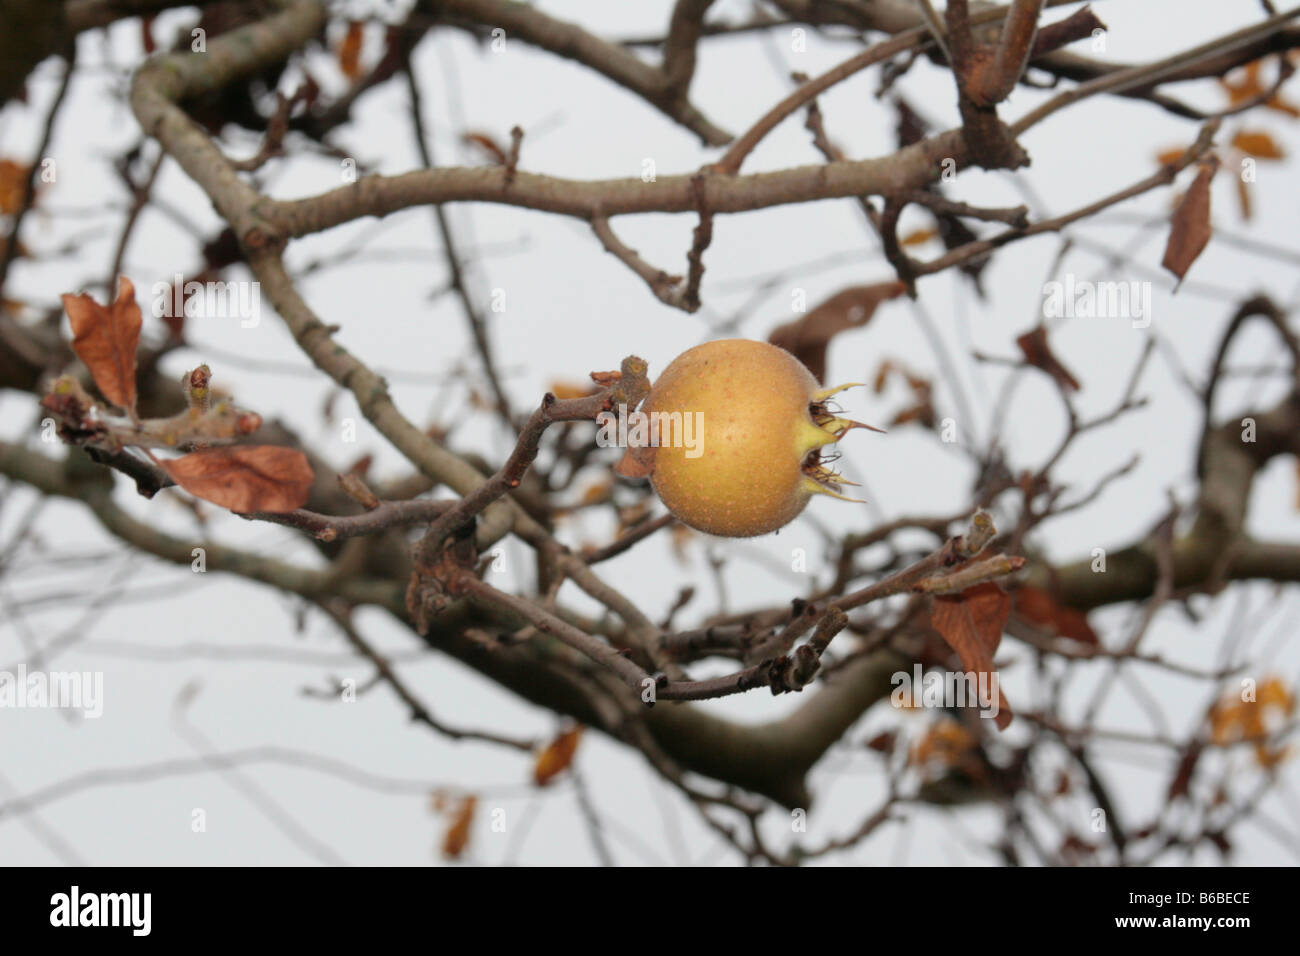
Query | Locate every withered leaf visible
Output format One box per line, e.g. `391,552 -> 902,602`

160,446 -> 314,513
767,281 -> 907,382
62,276 -> 143,414
441,795 -> 476,860
1015,326 -> 1081,392
1217,59 -> 1300,117
548,380 -> 599,400
1155,145 -> 1187,168
0,158 -> 31,215
1013,585 -> 1098,645
1161,158 -> 1217,283
900,227 -> 939,247
1231,130 -> 1285,160
337,20 -> 364,81
929,582 -> 1014,730
534,726 -> 583,786
462,131 -> 509,165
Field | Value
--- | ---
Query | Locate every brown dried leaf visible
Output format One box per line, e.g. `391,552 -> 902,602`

548,380 -> 599,400
441,795 -> 476,860
929,582 -> 1014,730
1237,176 -> 1253,221
1015,326 -> 1081,392
534,726 -> 583,786
910,720 -> 978,773
1161,158 -> 1217,283
1155,145 -> 1187,167
62,276 -> 143,413
1013,585 -> 1099,645
1220,61 -> 1261,101
579,480 -> 611,506
462,131 -> 509,165
0,158 -> 31,215
160,446 -> 314,514
865,731 -> 897,754
337,20 -> 364,81
1231,129 -> 1285,159
767,281 -> 907,382
900,227 -> 939,247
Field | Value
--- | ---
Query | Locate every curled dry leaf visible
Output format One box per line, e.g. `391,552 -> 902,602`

874,359 -> 936,429
1231,130 -> 1285,160
1015,326 -> 1081,392
767,281 -> 907,382
900,227 -> 939,247
1219,59 -> 1300,117
337,20 -> 364,81
909,719 -> 980,779
1161,157 -> 1218,284
441,795 -> 477,860
548,380 -> 599,400
927,582 -> 1014,730
1012,584 -> 1099,645
62,276 -> 143,414
533,725 -> 583,786
159,445 -> 314,514
1155,145 -> 1187,168
1208,675 -> 1294,769
0,158 -> 33,214
462,131 -> 509,165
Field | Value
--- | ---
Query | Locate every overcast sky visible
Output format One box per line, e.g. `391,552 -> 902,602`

2,0 -> 1298,865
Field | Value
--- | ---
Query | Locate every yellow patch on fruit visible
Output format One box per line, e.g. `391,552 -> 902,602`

640,339 -> 876,537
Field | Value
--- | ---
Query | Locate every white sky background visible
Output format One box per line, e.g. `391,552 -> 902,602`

2,0 -> 1299,865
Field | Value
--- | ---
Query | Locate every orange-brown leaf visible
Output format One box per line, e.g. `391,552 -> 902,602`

929,583 -> 1014,729
1161,158 -> 1217,283
900,227 -> 939,247
441,795 -> 476,859
1231,130 -> 1285,159
337,21 -> 364,81
1264,92 -> 1300,118
62,276 -> 143,413
579,481 -> 611,506
1013,585 -> 1098,645
1219,61 -> 1264,105
910,719 -> 977,772
160,446 -> 314,514
534,726 -> 583,786
767,281 -> 907,382
461,131 -> 509,165
0,158 -> 32,214
548,380 -> 598,400
1015,326 -> 1081,392
1155,145 -> 1187,167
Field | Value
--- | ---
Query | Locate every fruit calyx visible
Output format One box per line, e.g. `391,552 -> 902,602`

800,384 -> 883,503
